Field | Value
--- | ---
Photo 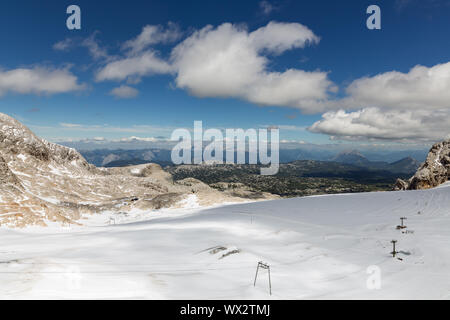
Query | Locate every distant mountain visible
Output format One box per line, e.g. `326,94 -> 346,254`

332,150 -> 371,166
388,157 -> 421,174
80,149 -> 172,167
80,147 -> 422,175
331,150 -> 421,174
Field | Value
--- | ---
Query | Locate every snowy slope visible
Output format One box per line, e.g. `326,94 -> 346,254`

0,185 -> 449,299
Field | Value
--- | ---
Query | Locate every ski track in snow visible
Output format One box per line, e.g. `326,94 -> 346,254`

0,186 -> 450,299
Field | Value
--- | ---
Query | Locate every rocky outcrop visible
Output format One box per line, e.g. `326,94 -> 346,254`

0,155 -> 21,188
395,139 -> 450,190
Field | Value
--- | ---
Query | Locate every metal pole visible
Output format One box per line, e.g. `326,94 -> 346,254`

400,217 -> 407,227
268,267 -> 272,296
254,263 -> 260,286
391,240 -> 397,257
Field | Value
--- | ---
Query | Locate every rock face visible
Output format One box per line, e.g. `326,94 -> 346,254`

0,155 -> 22,187
0,113 -> 269,228
395,139 -> 450,190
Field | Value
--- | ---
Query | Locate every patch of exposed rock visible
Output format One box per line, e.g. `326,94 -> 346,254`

395,139 -> 450,190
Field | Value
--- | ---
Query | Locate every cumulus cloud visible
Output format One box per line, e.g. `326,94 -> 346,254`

94,21 -> 333,112
307,62 -> 450,142
172,22 -> 333,113
309,108 -> 450,142
344,62 -> 450,110
0,66 -> 85,97
110,85 -> 139,99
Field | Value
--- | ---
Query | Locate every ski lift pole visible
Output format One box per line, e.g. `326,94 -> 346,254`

391,240 -> 397,257
400,217 -> 407,228
254,261 -> 272,295
253,263 -> 259,286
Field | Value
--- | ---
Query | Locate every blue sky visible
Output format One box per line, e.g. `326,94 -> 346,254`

0,0 -> 449,146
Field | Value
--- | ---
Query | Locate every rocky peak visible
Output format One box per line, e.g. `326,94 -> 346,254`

395,139 -> 450,190
0,113 -> 50,161
0,112 -> 94,171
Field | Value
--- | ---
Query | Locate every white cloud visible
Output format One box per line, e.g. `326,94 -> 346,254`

0,66 -> 85,97
307,62 -> 450,142
309,108 -> 450,142
110,85 -> 139,99
53,38 -> 73,51
96,51 -> 173,82
95,24 -> 179,82
53,32 -> 113,62
82,32 -> 111,61
171,22 -> 333,113
344,62 -> 450,110
122,23 -> 181,55
249,21 -> 319,54
95,21 -> 332,112
117,136 -> 161,142
60,123 -> 83,128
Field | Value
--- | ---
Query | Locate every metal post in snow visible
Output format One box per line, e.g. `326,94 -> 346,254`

254,261 -> 272,296
400,217 -> 407,228
391,240 -> 397,257
253,262 -> 260,287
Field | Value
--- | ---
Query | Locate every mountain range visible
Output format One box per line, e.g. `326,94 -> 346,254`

79,147 -> 423,174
